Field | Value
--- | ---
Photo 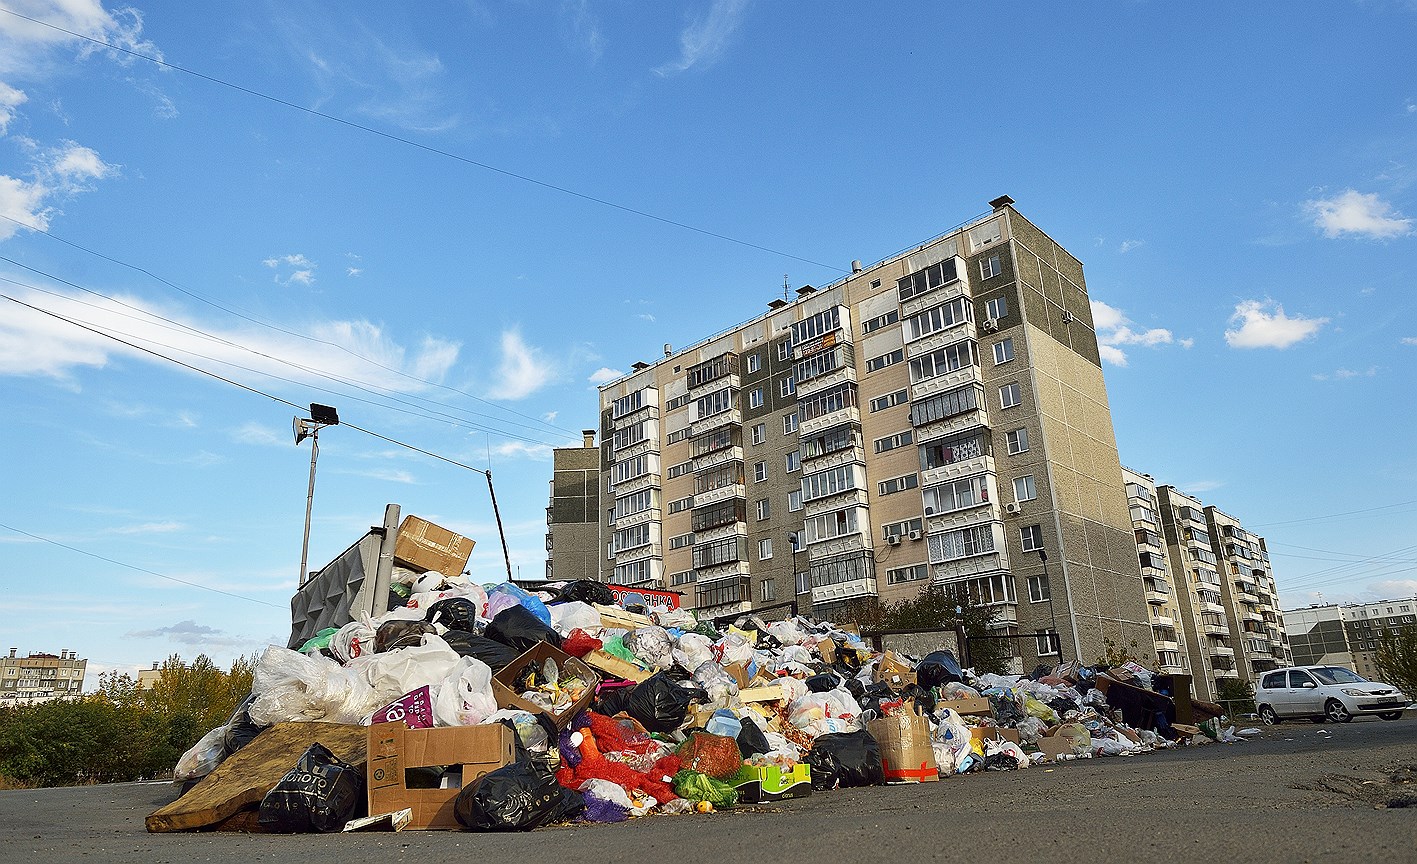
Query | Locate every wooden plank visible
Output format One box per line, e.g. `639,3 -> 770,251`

583,649 -> 653,683
146,722 -> 368,833
593,603 -> 655,630
740,684 -> 785,703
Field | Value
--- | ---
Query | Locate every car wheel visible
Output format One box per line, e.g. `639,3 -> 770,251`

1258,705 -> 1280,725
1324,699 -> 1352,723
1379,711 -> 1402,721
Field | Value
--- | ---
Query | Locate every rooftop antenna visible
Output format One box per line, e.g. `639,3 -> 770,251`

783,274 -> 790,301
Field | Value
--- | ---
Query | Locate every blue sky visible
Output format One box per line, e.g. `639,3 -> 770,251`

1,1 -> 1414,685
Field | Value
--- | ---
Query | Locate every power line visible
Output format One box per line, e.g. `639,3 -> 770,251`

0,6 -> 842,273
0,212 -> 576,439
0,521 -> 284,610
1,291 -> 493,477
1249,499 -> 1417,528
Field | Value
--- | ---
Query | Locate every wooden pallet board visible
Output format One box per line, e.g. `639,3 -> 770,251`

146,721 -> 369,833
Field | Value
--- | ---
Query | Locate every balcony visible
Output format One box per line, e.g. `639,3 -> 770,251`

1214,667 -> 1241,680
1241,610 -> 1264,624
1200,600 -> 1226,615
694,575 -> 752,610
1159,662 -> 1186,674
1203,623 -> 1229,636
811,576 -> 878,606
986,602 -> 1019,627
1154,639 -> 1180,652
1208,644 -> 1235,657
1235,590 -> 1261,605
1150,614 -> 1175,629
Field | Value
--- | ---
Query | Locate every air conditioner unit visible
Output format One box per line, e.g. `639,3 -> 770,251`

908,529 -> 923,541
885,534 -> 902,546
1004,502 -> 1022,515
923,506 -> 935,516
982,318 -> 999,332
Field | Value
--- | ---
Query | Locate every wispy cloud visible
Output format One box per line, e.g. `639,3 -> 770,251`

656,0 -> 751,76
542,410 -> 558,423
1180,480 -> 1223,494
1312,366 -> 1378,382
343,467 -> 418,484
1089,300 -> 1181,366
637,313 -> 656,322
1224,299 -> 1328,349
1304,189 -> 1414,239
1401,337 -> 1417,346
0,81 -> 25,134
232,422 -> 285,446
0,139 -> 118,242
0,2 -> 163,80
346,267 -> 362,277
485,329 -> 553,400
263,253 -> 316,286
1118,239 -> 1145,254
588,366 -> 623,384
558,0 -> 607,61
126,619 -> 249,649
108,520 -> 185,535
493,441 -> 555,462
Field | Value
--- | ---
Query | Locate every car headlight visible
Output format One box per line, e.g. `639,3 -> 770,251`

1341,688 -> 1367,697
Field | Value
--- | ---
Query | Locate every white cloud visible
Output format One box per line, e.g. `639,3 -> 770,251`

1304,189 -> 1414,239
588,366 -> 622,384
1312,366 -> 1378,382
1178,338 -> 1195,349
346,267 -> 362,277
559,0 -> 606,61
1367,579 -> 1417,599
108,521 -> 184,535
232,422 -> 285,446
0,1 -> 163,79
655,0 -> 751,76
264,253 -> 317,286
344,467 -> 417,484
1224,299 -> 1328,349
1401,337 -> 1417,346
1180,480 -> 1223,494
492,441 -> 555,462
1089,299 -> 1181,366
0,140 -> 116,241
126,619 -> 249,649
485,329 -> 553,400
637,313 -> 656,322
0,81 -> 26,134
1118,239 -> 1144,254
542,411 -> 558,423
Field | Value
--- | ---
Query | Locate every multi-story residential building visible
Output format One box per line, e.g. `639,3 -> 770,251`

1282,604 -> 1355,669
1206,506 -> 1289,678
1344,599 -> 1417,680
0,648 -> 87,703
544,430 -> 602,582
594,197 -> 1153,667
1121,467 -> 1189,675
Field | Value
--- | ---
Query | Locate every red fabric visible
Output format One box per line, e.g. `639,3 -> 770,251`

563,628 -> 603,658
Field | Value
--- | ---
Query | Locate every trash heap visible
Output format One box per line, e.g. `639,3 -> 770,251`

161,573 -> 1240,835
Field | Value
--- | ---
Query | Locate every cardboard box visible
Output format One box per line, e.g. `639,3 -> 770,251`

728,763 -> 812,803
582,649 -> 652,683
367,723 -> 517,830
867,709 -> 939,783
969,726 -> 1022,746
1035,734 -> 1075,761
873,650 -> 917,691
393,515 -> 475,576
938,697 -> 992,717
492,642 -> 601,729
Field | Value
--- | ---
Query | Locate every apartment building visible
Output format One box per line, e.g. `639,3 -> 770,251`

1283,599 -> 1417,680
1343,599 -> 1417,680
1206,506 -> 1289,678
544,430 -> 602,582
594,197 -> 1153,666
1120,468 -> 1189,675
0,648 -> 87,703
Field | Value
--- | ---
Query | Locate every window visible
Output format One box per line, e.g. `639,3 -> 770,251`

1006,428 -> 1029,455
887,564 -> 930,584
754,461 -> 767,482
751,423 -> 766,445
874,430 -> 913,454
929,524 -> 995,562
1000,382 -> 1021,409
1020,524 -> 1044,552
797,381 -> 857,423
758,538 -> 773,560
1013,475 -> 1037,502
756,498 -> 771,521
777,340 -> 791,362
612,421 -> 648,451
746,353 -> 761,373
897,259 -> 959,302
695,461 -> 744,494
667,461 -> 693,479
878,473 -> 918,496
780,376 -> 795,397
611,388 -> 648,419
1028,573 -> 1051,603
669,533 -> 695,550
610,453 -> 651,487
691,426 -> 739,458
795,345 -> 851,385
922,475 -> 990,515
789,531 -> 804,552
787,489 -> 803,511
670,570 -> 696,587
668,496 -> 694,514
908,339 -> 978,383
782,412 -> 799,434
612,523 -> 651,553
803,507 -> 861,543
993,338 -> 1014,365
980,255 -> 1001,280
667,427 -> 691,444
870,389 -> 909,412
696,387 -> 735,419
905,297 -> 973,341
785,451 -> 800,472
883,518 -> 924,540
919,429 -> 986,469
1035,630 -> 1059,657
985,296 -> 1008,320
862,309 -> 899,334
866,348 -> 904,373
749,388 -> 764,408
790,306 -> 843,346
666,392 -> 692,410
760,579 -> 778,601
800,424 -> 856,459
693,536 -> 748,568
802,464 -> 860,502
692,499 -> 745,532
614,559 -> 652,586
911,384 -> 983,426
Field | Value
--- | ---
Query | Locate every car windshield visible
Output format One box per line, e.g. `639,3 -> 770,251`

1311,667 -> 1366,685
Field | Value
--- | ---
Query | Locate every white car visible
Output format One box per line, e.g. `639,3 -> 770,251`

1256,666 -> 1408,724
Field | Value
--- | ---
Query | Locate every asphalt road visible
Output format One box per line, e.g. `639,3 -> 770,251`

2,714 -> 1413,864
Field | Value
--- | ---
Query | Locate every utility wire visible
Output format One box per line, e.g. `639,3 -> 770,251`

1,291 -> 492,476
0,215 -> 574,439
1249,499 -> 1417,528
0,6 -> 842,273
0,521 -> 284,610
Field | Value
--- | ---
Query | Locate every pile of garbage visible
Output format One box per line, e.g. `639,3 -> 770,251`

170,572 -> 1238,834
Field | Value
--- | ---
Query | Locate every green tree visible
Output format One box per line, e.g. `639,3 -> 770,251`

1373,625 -> 1417,697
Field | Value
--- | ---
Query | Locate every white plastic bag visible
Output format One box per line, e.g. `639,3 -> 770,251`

330,617 -> 377,664
356,633 -> 463,706
673,633 -> 715,671
625,626 -> 675,669
432,656 -> 497,726
550,601 -> 601,636
173,723 -> 227,781
249,646 -> 376,726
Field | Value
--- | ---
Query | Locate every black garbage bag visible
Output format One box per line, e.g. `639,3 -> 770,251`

983,751 -> 1021,771
806,672 -> 841,693
425,597 -> 480,632
454,760 -> 584,830
441,630 -> 522,670
1046,696 -> 1079,717
375,619 -> 435,653
736,718 -> 772,759
914,650 -> 964,689
484,604 -> 562,652
257,742 -> 364,833
990,693 -> 1026,727
840,675 -> 866,702
805,728 -> 884,790
755,633 -> 783,651
222,707 -> 266,758
594,685 -> 635,718
553,580 -> 616,606
622,672 -> 709,734
857,680 -> 896,712
898,683 -> 937,716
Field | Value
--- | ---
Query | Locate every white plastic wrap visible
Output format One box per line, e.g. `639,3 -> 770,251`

356,633 -> 463,707
624,626 -> 675,669
431,656 -> 497,727
330,617 -> 377,664
173,723 -> 227,781
249,646 -> 377,726
550,601 -> 601,636
673,633 -> 715,671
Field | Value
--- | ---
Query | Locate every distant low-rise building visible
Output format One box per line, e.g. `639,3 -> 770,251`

0,648 -> 87,703
1284,599 -> 1417,680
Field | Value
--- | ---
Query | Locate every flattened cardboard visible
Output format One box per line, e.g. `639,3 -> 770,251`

969,726 -> 1022,746
938,697 -> 992,716
392,515 -> 474,576
1036,734 -> 1075,760
867,707 -> 939,783
740,684 -> 785,703
491,641 -> 601,728
873,650 -> 917,691
583,649 -> 652,683
366,723 -> 517,830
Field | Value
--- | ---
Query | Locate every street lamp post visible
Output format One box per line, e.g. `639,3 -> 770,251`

789,531 -> 803,609
1040,548 -> 1061,660
293,403 -> 339,586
